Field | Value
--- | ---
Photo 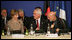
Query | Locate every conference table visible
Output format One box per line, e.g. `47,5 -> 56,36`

1,32 -> 71,39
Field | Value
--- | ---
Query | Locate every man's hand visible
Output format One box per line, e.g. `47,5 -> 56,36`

36,28 -> 40,30
56,28 -> 60,33
51,23 -> 55,28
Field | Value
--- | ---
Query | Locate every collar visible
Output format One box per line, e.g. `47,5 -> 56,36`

37,18 -> 40,21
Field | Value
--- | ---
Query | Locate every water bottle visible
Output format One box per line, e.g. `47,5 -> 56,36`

47,24 -> 50,34
30,24 -> 34,35
7,27 -> 10,35
25,28 -> 29,36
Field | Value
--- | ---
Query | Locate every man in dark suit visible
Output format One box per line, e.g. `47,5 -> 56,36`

45,11 -> 69,36
1,9 -> 9,35
29,7 -> 47,33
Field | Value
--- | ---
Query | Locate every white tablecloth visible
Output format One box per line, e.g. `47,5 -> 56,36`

1,34 -> 71,39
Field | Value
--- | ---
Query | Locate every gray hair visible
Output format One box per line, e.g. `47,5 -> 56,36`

18,9 -> 24,13
35,8 -> 42,15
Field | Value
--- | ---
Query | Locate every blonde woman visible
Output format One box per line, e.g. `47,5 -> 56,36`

7,10 -> 24,34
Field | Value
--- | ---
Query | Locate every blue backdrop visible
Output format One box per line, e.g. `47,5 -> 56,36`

1,1 -> 44,17
1,1 -> 71,28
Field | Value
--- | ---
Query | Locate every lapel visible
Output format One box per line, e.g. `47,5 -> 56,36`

40,16 -> 44,29
40,17 -> 42,29
32,19 -> 37,30
33,19 -> 36,25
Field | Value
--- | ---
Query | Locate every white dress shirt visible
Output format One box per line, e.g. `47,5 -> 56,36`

5,17 -> 6,25
2,16 -> 7,25
36,18 -> 41,27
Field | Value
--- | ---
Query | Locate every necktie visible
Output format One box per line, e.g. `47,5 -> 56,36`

37,20 -> 39,29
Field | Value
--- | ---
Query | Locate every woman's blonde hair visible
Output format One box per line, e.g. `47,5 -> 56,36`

10,9 -> 18,17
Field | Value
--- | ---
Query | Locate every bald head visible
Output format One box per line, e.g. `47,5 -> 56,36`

48,11 -> 56,16
47,11 -> 56,21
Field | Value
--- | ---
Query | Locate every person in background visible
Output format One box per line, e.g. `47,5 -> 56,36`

18,9 -> 29,34
7,10 -> 24,34
18,9 -> 24,21
1,8 -> 9,35
46,11 -> 69,36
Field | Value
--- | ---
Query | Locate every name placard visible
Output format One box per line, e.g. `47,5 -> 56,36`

46,33 -> 58,37
11,34 -> 25,38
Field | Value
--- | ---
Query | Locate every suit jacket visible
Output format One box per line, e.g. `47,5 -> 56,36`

1,15 -> 11,35
24,16 -> 31,29
18,16 -> 29,27
29,15 -> 47,33
1,15 -> 10,30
